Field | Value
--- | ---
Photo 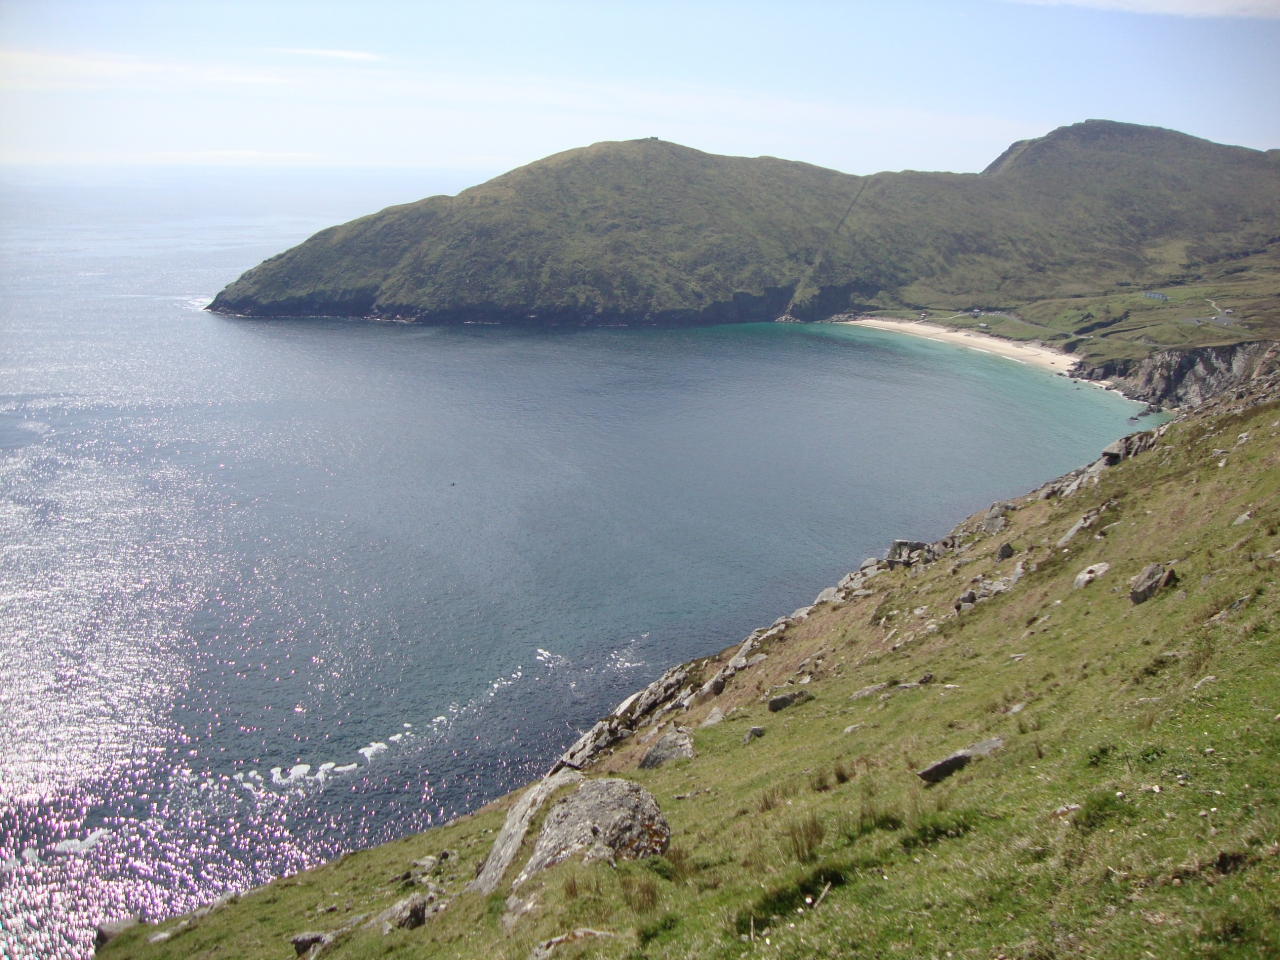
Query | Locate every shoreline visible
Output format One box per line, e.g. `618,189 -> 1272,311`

835,316 -> 1083,377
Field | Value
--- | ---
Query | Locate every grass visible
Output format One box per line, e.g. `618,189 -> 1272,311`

102,382 -> 1280,959
210,120 -> 1280,369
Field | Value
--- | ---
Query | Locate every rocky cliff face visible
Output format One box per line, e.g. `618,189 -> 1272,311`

1075,340 -> 1280,406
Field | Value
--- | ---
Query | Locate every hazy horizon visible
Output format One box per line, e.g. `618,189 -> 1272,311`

2,0 -> 1277,181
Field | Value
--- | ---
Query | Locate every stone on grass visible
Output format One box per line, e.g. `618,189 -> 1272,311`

95,917 -> 139,949
512,779 -> 669,888
997,542 -> 1015,560
367,892 -> 436,934
1073,562 -> 1110,589
699,707 -> 725,728
638,727 -> 694,769
849,682 -> 888,701
743,726 -> 765,744
528,928 -> 613,960
916,737 -> 1004,784
291,932 -> 327,956
1130,563 -> 1178,604
767,690 -> 813,712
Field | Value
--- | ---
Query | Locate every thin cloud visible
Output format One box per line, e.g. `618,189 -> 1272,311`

275,48 -> 382,61
0,48 -> 286,90
1002,0 -> 1280,16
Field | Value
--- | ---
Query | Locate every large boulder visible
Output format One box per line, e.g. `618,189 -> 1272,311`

1130,563 -> 1178,604
638,727 -> 694,769
512,779 -> 669,888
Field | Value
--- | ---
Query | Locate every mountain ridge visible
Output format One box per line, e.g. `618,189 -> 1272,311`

209,120 -> 1280,369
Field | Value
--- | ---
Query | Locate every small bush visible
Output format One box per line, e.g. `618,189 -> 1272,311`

811,769 -> 830,792
1138,744 -> 1165,763
562,871 -> 579,899
1087,744 -> 1115,767
1073,791 -> 1137,833
644,856 -> 674,881
759,787 -> 782,812
621,874 -> 660,913
665,845 -> 691,880
637,913 -> 679,946
784,813 -> 826,864
901,810 -> 974,850
841,804 -> 905,842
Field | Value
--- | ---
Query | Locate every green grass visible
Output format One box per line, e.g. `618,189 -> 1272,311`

103,385 -> 1280,959
210,120 -> 1280,368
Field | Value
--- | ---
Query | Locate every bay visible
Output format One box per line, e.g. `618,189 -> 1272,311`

0,168 -> 1145,958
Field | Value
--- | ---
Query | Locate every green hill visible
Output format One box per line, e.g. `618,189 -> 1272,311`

101,367 -> 1280,959
209,121 -> 1280,366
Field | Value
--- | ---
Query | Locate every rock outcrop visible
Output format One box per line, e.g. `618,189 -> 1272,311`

512,779 -> 669,888
638,727 -> 695,769
1075,341 -> 1280,407
468,769 -> 583,895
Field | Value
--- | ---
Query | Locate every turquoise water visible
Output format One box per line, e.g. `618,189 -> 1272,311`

0,169 -> 1147,958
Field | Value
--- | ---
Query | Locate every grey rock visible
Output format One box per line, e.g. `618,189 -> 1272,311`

1129,563 -> 1178,604
815,586 -> 840,604
1073,562 -> 1110,589
291,932 -> 326,956
1056,518 -> 1086,547
513,779 -> 669,888
917,737 -> 1004,784
886,540 -> 929,566
956,589 -> 977,607
698,707 -> 725,728
95,917 -> 139,949
638,727 -> 694,769
1232,510 -> 1252,526
527,928 -> 614,960
468,768 -> 583,895
848,682 -> 888,701
767,690 -> 813,712
1100,437 -> 1128,465
997,542 -> 1015,560
367,892 -> 435,934
982,502 -> 1013,534
743,726 -> 765,744
860,557 -> 879,570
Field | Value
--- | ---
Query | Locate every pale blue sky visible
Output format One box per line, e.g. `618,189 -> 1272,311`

1,0 -> 1277,178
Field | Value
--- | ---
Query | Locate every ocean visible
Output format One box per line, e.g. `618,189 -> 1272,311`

0,167 -> 1147,958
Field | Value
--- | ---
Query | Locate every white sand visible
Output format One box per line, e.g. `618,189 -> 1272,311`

836,317 -> 1079,374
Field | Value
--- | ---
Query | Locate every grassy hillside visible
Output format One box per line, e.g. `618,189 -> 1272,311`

209,121 -> 1280,365
102,375 -> 1280,958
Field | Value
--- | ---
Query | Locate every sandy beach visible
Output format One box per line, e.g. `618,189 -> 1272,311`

837,317 -> 1079,375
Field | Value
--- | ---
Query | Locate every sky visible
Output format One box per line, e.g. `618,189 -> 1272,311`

0,0 -> 1278,181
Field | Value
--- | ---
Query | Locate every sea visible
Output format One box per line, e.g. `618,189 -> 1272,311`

0,166 -> 1148,958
